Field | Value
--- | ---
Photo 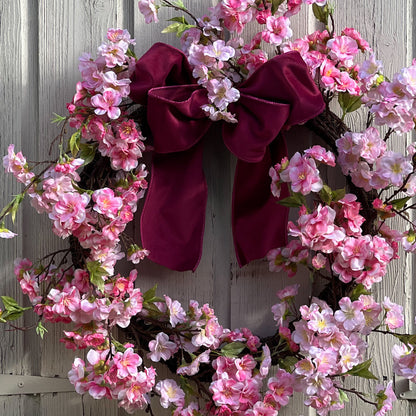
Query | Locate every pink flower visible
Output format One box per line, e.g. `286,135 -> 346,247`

148,332 -> 177,362
304,145 -> 336,166
342,27 -> 370,52
205,78 -> 240,111
106,28 -> 135,45
276,284 -> 300,300
374,151 -> 413,187
312,253 -> 327,269
138,0 -> 159,23
327,36 -> 359,67
91,89 -> 122,119
49,192 -> 90,237
0,225 -> 17,239
307,307 -> 337,335
334,297 -> 365,331
267,369 -> 295,407
375,381 -> 396,416
383,297 -> 404,330
3,144 -> 34,185
155,379 -> 185,409
113,347 -> 142,378
288,204 -> 345,253
177,349 -> 211,376
92,188 -> 123,218
164,295 -> 186,327
210,374 -> 244,408
280,152 -> 323,195
263,16 -> 293,46
204,40 -> 235,61
97,40 -> 129,68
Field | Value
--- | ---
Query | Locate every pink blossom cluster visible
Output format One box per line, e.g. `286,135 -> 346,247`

269,145 -> 335,197
69,345 -> 156,414
3,143 -> 149,270
363,59 -> 416,133
14,259 -> 144,329
284,296 -> 392,414
209,353 -> 293,416
3,144 -> 35,186
282,28 -> 370,95
139,1 -> 329,121
68,29 -> 146,172
336,127 -> 414,193
285,197 -> 395,289
392,343 -> 416,383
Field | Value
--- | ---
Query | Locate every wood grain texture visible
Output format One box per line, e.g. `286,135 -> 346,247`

330,1 -> 415,415
1,1 -> 416,415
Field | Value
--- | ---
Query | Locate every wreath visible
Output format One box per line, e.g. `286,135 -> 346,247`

1,1 -> 416,415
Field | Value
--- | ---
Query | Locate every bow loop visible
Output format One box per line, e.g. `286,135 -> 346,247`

224,94 -> 289,163
130,42 -> 195,105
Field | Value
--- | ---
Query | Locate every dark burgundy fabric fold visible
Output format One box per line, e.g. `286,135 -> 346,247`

130,43 -> 325,271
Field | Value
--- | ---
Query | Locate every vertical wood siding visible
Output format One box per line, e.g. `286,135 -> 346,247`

0,1 -> 415,415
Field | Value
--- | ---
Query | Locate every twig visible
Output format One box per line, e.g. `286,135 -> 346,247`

338,386 -> 377,406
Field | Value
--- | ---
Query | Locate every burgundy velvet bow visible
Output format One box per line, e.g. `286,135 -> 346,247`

130,43 -> 325,271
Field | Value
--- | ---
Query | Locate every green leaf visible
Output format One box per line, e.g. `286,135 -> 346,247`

271,0 -> 285,15
161,22 -> 182,34
11,193 -> 24,223
179,376 -> 198,402
338,389 -> 349,404
161,22 -> 195,37
86,261 -> 108,292
319,185 -> 333,205
1,310 -> 25,321
173,0 -> 185,7
69,131 -> 81,156
394,333 -> 416,346
278,193 -> 306,208
36,321 -> 48,339
221,342 -> 246,357
349,284 -> 371,301
278,355 -> 298,371
126,48 -> 137,59
390,196 -> 411,210
344,359 -> 378,380
51,113 -> 67,125
312,4 -> 329,25
1,296 -> 21,311
143,285 -> 158,303
79,143 -> 97,166
338,92 -> 362,116
332,188 -> 346,201
168,16 -> 187,24
0,296 -> 31,322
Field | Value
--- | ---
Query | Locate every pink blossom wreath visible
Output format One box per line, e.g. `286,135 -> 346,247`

2,1 -> 416,415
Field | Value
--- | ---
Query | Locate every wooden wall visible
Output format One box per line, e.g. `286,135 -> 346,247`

0,1 -> 415,415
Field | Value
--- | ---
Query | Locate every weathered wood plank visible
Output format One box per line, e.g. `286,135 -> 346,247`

330,1 -> 414,415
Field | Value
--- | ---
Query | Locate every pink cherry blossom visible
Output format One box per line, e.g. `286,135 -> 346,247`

138,0 -> 159,23
263,16 -> 293,46
91,89 -> 122,119
113,347 -> 142,378
148,332 -> 177,362
155,379 -> 185,409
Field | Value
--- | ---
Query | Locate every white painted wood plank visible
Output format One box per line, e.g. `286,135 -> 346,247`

330,1 -> 414,415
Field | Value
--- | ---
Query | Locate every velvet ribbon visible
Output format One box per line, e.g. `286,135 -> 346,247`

130,43 -> 325,271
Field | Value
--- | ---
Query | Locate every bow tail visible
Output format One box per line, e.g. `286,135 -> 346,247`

232,137 -> 290,267
140,143 -> 207,272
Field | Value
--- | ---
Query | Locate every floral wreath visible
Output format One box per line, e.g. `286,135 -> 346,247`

2,1 -> 416,415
